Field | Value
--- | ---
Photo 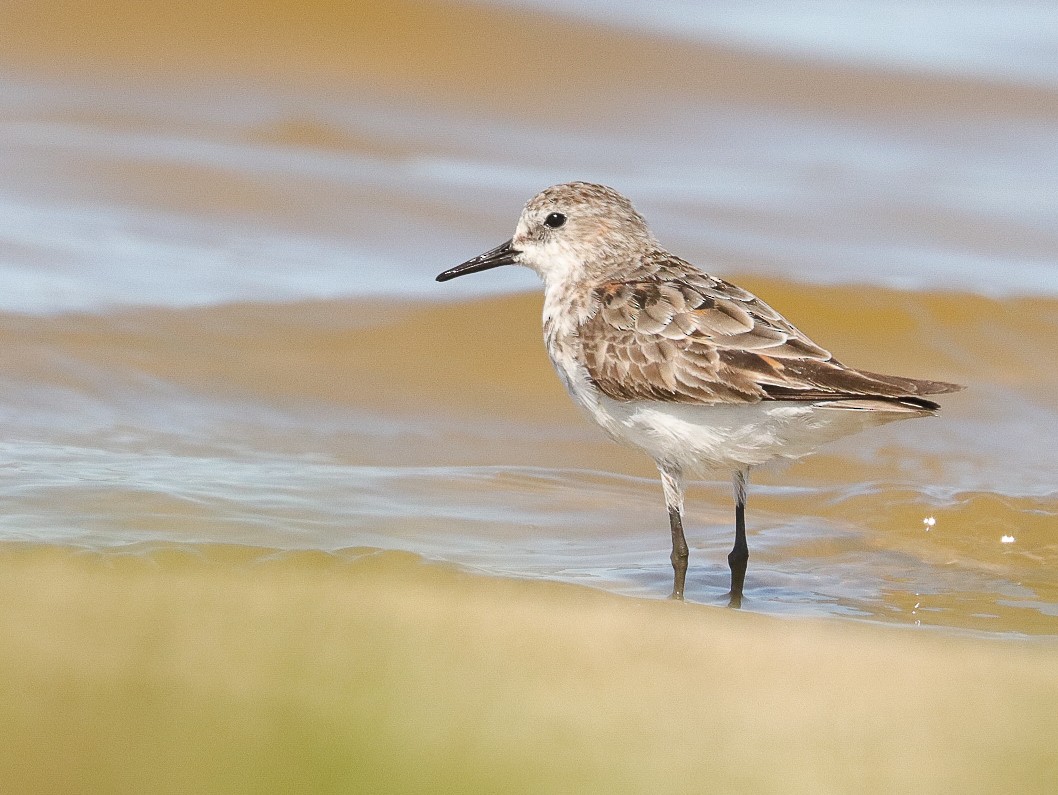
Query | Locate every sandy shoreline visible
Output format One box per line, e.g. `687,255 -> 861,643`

0,544 -> 1054,792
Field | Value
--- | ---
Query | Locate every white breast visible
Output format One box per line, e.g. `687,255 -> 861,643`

542,280 -> 601,411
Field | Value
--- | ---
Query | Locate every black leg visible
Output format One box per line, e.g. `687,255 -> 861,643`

728,470 -> 749,608
657,463 -> 688,600
668,505 -> 688,600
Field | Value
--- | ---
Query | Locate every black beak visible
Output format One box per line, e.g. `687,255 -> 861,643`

436,239 -> 520,282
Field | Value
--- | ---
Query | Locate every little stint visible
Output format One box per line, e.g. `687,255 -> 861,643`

437,182 -> 962,606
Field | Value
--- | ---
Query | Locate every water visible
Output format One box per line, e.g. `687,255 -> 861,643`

1,0 -> 1056,637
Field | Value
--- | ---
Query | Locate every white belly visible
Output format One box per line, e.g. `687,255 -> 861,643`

598,396 -> 899,473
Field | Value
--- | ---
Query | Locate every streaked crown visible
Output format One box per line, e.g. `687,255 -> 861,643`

513,182 -> 658,283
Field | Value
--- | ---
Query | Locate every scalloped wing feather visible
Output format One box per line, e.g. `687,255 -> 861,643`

580,257 -> 962,407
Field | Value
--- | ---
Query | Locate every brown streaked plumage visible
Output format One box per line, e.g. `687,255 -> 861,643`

437,181 -> 963,606
580,258 -> 958,410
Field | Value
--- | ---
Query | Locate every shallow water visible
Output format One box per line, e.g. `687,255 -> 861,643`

1,0 -> 1057,638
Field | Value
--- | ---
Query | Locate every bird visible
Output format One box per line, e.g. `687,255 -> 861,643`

436,182 -> 962,606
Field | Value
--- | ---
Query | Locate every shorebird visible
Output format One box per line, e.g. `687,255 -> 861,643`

436,182 -> 962,606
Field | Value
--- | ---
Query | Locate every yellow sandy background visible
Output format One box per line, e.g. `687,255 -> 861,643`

1,545 -> 1055,793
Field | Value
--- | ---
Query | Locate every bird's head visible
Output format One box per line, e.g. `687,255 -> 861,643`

436,182 -> 656,287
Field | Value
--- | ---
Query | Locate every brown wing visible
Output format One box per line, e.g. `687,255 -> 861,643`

579,262 -> 962,407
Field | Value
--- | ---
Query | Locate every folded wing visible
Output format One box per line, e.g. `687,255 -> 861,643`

580,261 -> 962,409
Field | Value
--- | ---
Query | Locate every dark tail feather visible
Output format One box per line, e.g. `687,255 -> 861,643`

853,369 -> 964,397
762,362 -> 964,406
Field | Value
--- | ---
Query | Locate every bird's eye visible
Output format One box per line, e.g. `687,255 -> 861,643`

544,212 -> 567,229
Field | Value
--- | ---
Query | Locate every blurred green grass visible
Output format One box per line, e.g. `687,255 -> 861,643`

0,544 -> 1055,794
